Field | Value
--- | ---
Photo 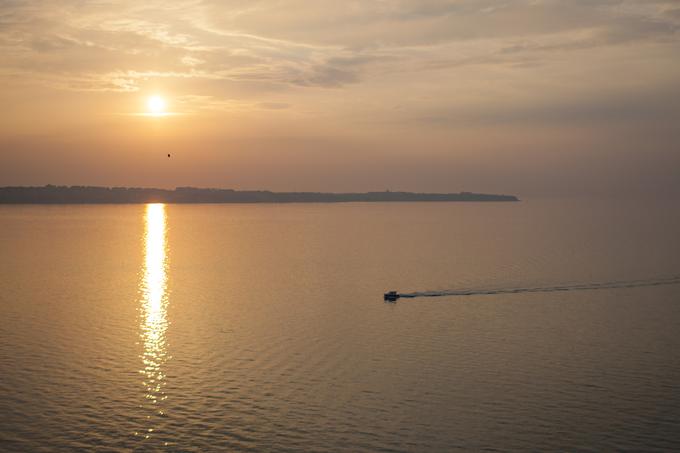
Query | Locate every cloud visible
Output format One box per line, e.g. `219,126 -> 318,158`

1,0 -> 678,96
408,82 -> 680,128
291,65 -> 358,88
1,1 -> 680,154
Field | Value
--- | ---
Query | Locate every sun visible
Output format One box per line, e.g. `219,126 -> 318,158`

147,95 -> 166,116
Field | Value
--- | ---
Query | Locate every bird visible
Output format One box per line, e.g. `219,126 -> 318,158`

167,153 -> 171,158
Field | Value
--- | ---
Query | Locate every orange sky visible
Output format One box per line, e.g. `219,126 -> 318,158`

1,1 -> 679,197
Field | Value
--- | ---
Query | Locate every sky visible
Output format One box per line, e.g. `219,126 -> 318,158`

1,0 -> 679,198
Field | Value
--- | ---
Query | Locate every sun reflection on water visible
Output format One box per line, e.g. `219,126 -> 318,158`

138,203 -> 169,438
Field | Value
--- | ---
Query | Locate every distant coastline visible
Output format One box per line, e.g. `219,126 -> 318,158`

0,185 -> 519,204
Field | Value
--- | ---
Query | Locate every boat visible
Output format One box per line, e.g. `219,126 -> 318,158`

384,291 -> 400,302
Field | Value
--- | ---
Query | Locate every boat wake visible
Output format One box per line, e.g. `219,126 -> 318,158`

397,275 -> 680,299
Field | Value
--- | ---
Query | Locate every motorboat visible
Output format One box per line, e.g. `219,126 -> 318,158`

384,291 -> 400,302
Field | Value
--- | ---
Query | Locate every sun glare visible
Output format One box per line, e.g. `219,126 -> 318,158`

147,95 -> 166,116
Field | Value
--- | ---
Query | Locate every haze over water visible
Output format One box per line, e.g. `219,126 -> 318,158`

1,199 -> 680,451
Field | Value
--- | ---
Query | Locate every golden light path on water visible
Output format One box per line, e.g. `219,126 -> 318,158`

138,203 -> 169,439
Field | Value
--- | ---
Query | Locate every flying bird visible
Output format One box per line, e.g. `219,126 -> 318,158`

167,154 -> 171,158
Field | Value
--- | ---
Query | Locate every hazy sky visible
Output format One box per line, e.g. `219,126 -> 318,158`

1,0 -> 679,197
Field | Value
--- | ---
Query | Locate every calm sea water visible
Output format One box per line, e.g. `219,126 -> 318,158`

1,200 -> 679,451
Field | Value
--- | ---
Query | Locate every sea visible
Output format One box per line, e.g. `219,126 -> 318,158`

1,200 -> 679,451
